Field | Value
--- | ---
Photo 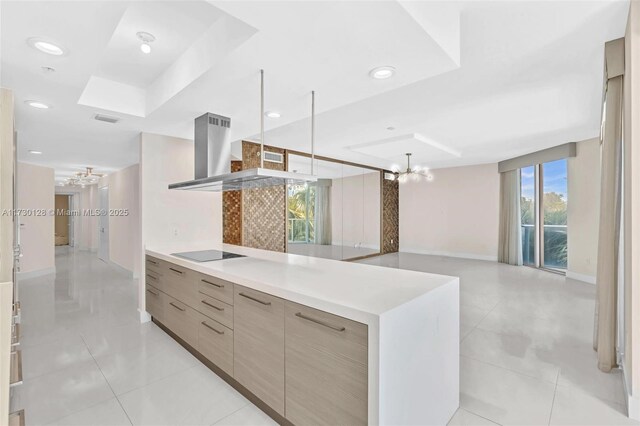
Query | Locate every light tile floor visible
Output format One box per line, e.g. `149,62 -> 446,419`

360,252 -> 638,426
11,247 -> 637,425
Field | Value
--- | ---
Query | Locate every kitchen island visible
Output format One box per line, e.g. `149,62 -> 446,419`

145,242 -> 459,425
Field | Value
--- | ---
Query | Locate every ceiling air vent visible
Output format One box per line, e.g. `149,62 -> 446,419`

263,151 -> 284,164
94,114 -> 120,124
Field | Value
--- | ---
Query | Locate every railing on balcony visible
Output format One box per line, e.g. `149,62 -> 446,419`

521,224 -> 567,270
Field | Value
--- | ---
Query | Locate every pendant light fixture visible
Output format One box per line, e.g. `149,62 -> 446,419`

395,153 -> 434,183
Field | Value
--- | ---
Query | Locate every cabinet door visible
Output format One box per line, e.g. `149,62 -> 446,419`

196,272 -> 234,305
197,313 -> 234,377
145,284 -> 164,322
163,295 -> 199,348
285,301 -> 368,426
233,285 -> 285,415
163,262 -> 197,306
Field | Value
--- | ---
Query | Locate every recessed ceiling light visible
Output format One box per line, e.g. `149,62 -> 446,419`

387,126 -> 396,131
28,150 -> 42,155
265,111 -> 281,118
369,66 -> 396,80
137,32 -> 155,54
41,66 -> 56,73
27,37 -> 65,56
25,100 -> 50,109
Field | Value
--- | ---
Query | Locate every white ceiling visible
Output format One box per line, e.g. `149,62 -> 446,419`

0,0 -> 630,182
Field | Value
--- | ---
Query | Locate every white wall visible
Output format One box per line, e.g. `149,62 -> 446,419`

567,138 -> 600,281
399,163 -> 500,261
140,133 -> 223,316
99,164 -> 140,276
330,171 -> 380,249
17,162 -> 55,275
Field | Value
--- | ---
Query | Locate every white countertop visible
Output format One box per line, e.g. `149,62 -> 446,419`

145,241 -> 458,325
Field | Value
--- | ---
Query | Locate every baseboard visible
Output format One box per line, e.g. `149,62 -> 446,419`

566,271 -> 596,284
17,267 -> 56,280
622,358 -> 640,420
138,309 -> 151,323
400,248 -> 498,262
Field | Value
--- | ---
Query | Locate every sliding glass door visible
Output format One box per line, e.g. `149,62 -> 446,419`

520,160 -> 568,272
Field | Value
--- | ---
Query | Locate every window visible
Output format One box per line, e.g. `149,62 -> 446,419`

287,184 -> 315,243
520,159 -> 568,271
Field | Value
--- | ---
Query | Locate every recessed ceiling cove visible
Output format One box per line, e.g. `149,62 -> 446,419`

348,134 -> 461,167
78,2 -> 257,117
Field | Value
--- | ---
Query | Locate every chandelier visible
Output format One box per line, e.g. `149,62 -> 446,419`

395,153 -> 433,183
65,167 -> 104,187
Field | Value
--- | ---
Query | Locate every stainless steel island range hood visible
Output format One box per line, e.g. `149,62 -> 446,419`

169,70 -> 316,192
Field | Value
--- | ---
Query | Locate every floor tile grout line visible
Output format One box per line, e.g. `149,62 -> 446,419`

459,353 -> 559,385
80,334 -> 134,426
460,354 -> 559,386
460,299 -> 501,344
208,404 -> 250,426
113,362 -> 201,400
547,376 -> 560,425
456,407 -> 504,426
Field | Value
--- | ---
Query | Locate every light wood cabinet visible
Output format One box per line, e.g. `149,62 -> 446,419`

197,313 -> 234,377
285,301 -> 368,426
196,293 -> 233,329
163,295 -> 199,348
145,284 -> 164,322
233,285 -> 285,416
196,272 -> 234,305
144,255 -> 369,425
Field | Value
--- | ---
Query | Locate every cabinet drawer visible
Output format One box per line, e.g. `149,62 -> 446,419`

145,256 -> 163,275
163,295 -> 199,348
285,301 -> 368,426
197,273 -> 234,305
163,262 -> 197,306
145,270 -> 165,293
197,314 -> 233,377
145,284 -> 164,322
234,285 -> 285,415
196,293 -> 233,329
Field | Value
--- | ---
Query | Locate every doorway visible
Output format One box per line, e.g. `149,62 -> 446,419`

54,194 -> 72,246
520,159 -> 568,272
98,186 -> 109,261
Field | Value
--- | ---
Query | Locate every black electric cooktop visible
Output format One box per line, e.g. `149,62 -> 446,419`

171,249 -> 246,262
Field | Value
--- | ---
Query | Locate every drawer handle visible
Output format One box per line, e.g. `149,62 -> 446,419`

147,259 -> 158,265
169,267 -> 183,275
202,279 -> 223,288
295,312 -> 346,332
201,321 -> 224,335
169,302 -> 185,312
146,289 -> 159,296
239,292 -> 271,306
201,300 -> 224,311
146,274 -> 158,281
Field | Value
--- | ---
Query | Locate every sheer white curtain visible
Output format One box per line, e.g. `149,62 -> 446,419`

498,169 -> 523,266
594,38 -> 624,373
314,179 -> 332,245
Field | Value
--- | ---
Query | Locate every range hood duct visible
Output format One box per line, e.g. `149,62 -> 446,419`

169,70 -> 316,192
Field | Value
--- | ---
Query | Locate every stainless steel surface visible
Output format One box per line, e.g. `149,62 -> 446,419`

239,292 -> 271,306
168,71 -> 317,192
260,69 -> 264,169
194,112 -> 231,180
169,167 -> 317,192
311,90 -> 315,175
295,312 -> 346,332
171,249 -> 246,262
201,321 -> 225,334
